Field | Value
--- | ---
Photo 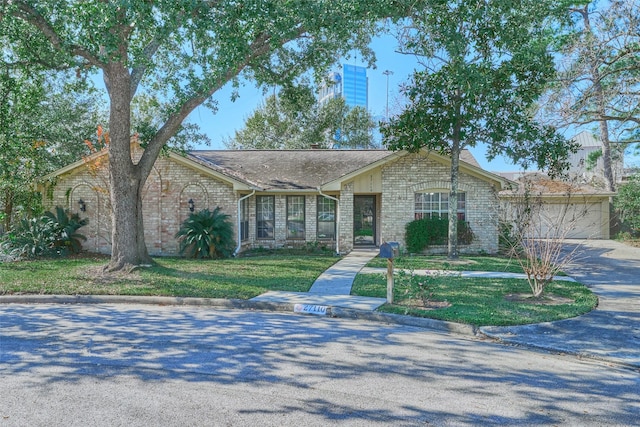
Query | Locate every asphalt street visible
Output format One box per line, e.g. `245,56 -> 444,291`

1,303 -> 639,426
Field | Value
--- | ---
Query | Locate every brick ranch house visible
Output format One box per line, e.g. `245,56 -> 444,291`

42,144 -> 597,256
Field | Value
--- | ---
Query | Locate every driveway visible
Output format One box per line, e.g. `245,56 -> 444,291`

482,239 -> 640,369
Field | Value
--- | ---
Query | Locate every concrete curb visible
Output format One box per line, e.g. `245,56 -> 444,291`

329,306 -> 479,336
0,294 -> 478,337
0,294 -> 291,312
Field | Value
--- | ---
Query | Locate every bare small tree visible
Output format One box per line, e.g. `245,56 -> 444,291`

499,176 -> 597,298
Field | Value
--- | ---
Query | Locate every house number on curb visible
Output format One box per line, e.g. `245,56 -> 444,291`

294,304 -> 328,316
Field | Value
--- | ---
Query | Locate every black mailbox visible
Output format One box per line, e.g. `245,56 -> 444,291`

380,242 -> 399,259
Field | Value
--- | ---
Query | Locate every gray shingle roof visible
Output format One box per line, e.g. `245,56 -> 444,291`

189,149 -> 481,190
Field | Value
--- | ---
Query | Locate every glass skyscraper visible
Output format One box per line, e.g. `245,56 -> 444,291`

318,64 -> 368,109
342,64 -> 368,108
317,64 -> 370,147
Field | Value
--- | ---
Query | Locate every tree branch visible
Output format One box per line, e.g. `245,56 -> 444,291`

129,38 -> 162,101
10,1 -> 105,68
136,30 -> 278,176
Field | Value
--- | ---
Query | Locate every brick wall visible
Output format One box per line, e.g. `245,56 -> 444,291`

45,154 -> 238,256
379,151 -> 499,254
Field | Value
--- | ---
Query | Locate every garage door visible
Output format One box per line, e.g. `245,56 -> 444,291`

536,202 -> 605,239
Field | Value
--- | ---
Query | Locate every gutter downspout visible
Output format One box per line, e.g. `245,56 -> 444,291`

318,188 -> 340,256
233,190 -> 255,257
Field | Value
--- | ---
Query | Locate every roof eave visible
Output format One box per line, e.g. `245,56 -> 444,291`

320,148 -> 516,191
174,152 -> 260,191
320,150 -> 402,191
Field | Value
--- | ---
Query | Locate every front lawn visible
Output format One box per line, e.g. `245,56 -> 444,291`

1,253 -> 598,327
352,272 -> 597,326
0,255 -> 339,299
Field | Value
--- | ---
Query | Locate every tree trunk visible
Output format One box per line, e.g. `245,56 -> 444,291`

599,119 -> 616,192
582,7 -> 616,192
104,64 -> 153,272
448,140 -> 460,260
448,98 -> 462,260
2,189 -> 13,232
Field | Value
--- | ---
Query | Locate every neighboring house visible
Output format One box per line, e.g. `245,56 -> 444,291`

568,131 -> 625,186
40,144 -> 512,256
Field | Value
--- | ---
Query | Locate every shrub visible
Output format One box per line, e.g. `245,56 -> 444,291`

44,206 -> 88,254
0,207 -> 87,258
405,217 -> 474,253
395,269 -> 435,309
615,174 -> 640,236
175,207 -> 235,259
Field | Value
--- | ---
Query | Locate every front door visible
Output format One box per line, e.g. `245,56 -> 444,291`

354,195 -> 376,246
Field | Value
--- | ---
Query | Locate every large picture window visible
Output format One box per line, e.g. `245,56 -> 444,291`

415,192 -> 466,221
286,196 -> 305,239
317,196 -> 336,240
240,197 -> 249,241
256,196 -> 275,239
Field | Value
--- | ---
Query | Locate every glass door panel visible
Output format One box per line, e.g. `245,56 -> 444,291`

354,195 -> 375,245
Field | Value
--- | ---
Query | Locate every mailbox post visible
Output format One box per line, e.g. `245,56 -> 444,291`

379,242 -> 398,304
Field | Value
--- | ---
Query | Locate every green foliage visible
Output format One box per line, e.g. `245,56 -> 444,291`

615,174 -> 640,235
176,208 -> 235,259
44,206 -> 88,254
585,149 -> 602,172
0,65 -> 106,229
0,206 -> 87,258
382,0 -> 573,258
1,217 -> 57,258
242,241 -> 335,256
395,269 -> 435,310
383,0 -> 574,174
405,217 -> 474,253
224,86 -> 378,149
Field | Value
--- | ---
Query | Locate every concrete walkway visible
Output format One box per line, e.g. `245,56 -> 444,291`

250,249 -> 387,311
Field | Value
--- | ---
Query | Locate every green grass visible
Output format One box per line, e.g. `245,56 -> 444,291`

0,255 -> 339,299
351,273 -> 597,326
366,255 -> 526,273
1,252 -> 597,327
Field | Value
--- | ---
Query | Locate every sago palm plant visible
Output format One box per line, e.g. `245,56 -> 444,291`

44,206 -> 88,254
175,207 -> 235,259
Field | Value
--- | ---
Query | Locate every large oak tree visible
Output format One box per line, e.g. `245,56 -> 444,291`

2,0 -> 412,271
